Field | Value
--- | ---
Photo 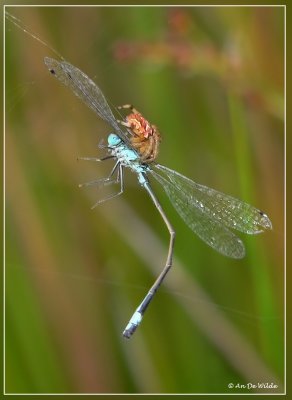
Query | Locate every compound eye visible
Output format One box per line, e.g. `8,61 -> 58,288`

108,133 -> 121,146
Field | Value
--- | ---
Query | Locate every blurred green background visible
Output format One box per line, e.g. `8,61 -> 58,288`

5,6 -> 284,394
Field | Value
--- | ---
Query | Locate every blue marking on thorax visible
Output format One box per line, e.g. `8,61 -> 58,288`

107,133 -> 150,181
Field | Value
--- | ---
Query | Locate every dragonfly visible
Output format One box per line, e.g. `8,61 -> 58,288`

44,57 -> 272,339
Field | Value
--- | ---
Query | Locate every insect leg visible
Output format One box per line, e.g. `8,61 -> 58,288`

117,104 -> 139,114
78,160 -> 120,188
91,164 -> 124,208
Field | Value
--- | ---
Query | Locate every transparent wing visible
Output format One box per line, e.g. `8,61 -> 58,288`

151,164 -> 272,259
44,57 -> 130,144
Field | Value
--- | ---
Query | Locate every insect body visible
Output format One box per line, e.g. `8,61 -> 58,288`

117,104 -> 161,163
44,56 -> 272,339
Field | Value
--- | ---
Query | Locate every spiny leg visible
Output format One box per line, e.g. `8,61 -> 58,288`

78,160 -> 120,188
117,104 -> 139,114
116,104 -> 140,127
116,119 -> 131,128
123,179 -> 175,339
77,155 -> 115,162
91,164 -> 124,209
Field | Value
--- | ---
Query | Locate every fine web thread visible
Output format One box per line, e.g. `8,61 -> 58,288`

151,164 -> 272,259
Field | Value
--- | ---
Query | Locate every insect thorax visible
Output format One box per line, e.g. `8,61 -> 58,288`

108,135 -> 149,175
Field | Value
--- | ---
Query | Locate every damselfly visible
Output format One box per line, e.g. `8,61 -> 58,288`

44,57 -> 272,339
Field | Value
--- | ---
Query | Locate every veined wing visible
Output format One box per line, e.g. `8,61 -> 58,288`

151,164 -> 272,259
44,57 -> 130,145
153,164 -> 272,234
